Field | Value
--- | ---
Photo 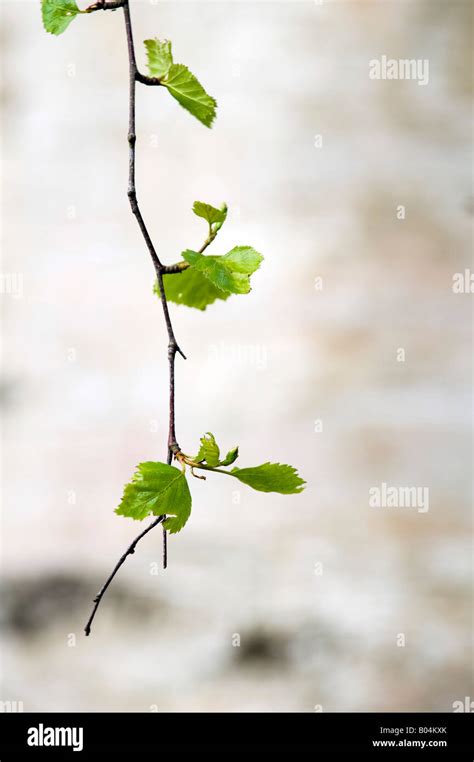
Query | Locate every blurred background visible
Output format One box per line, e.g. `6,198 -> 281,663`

1,0 -> 472,711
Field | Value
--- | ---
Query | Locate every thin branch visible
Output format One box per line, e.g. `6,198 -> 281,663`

198,229 -> 218,254
162,262 -> 190,275
85,0 -> 185,634
123,0 -> 184,556
136,71 -> 162,87
84,515 -> 164,636
123,0 -> 186,362
85,0 -> 125,12
162,525 -> 168,569
161,228 -> 219,274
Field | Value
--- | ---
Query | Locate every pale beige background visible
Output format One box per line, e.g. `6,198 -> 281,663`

0,0 -> 472,711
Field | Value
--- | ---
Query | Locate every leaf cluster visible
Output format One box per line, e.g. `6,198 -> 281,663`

116,433 -> 305,533
160,201 -> 263,310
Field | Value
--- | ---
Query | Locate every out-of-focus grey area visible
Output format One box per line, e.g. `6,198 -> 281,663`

1,0 -> 472,711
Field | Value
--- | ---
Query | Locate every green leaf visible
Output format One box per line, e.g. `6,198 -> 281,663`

230,463 -> 306,494
160,245 -> 263,310
196,432 -> 220,467
182,250 -> 201,266
41,0 -> 80,35
219,446 -> 239,467
193,201 -> 227,227
223,246 -> 264,274
144,38 -> 173,79
194,435 -> 238,467
160,267 -> 231,311
182,246 -> 263,295
162,63 -> 217,128
115,462 -> 192,533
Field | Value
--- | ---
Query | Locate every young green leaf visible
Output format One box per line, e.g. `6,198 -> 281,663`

41,0 -> 80,36
193,201 -> 227,227
160,245 -> 263,310
219,446 -> 239,467
222,246 -> 264,274
115,462 -> 192,533
162,63 -> 217,128
144,38 -> 173,79
195,432 -> 220,467
230,463 -> 306,494
160,267 -> 231,311
182,246 -> 263,295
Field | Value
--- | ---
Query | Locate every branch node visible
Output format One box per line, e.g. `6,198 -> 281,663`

136,72 -> 162,87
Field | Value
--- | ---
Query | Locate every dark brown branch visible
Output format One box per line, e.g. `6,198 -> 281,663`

136,71 -> 162,87
85,0 -> 125,12
84,515 -> 164,636
123,0 -> 185,361
123,1 -> 185,443
162,525 -> 168,569
85,0 -> 185,634
162,262 -> 189,275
